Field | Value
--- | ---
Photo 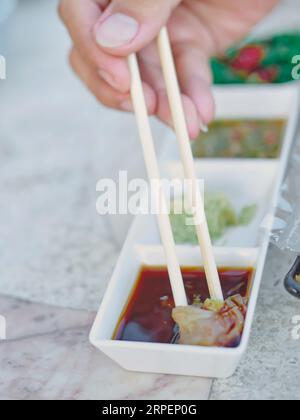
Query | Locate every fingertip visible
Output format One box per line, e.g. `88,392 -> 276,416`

156,90 -> 200,139
187,76 -> 215,126
197,83 -> 215,126
181,95 -> 200,140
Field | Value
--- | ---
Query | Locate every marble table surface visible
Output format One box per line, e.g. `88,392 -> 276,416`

0,0 -> 300,400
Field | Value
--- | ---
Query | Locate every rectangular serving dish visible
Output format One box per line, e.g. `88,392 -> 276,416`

90,85 -> 299,378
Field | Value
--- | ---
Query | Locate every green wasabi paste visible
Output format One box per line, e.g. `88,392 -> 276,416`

170,193 -> 256,244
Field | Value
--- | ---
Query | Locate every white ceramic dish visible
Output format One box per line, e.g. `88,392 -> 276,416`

161,84 -> 299,161
91,246 -> 258,378
90,85 -> 299,378
165,159 -> 278,248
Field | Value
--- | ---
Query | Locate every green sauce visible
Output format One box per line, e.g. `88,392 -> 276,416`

170,194 -> 256,244
192,119 -> 286,159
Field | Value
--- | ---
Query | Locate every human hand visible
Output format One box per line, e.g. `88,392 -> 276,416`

59,0 -> 278,139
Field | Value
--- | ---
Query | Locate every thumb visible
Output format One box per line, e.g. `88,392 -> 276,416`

94,0 -> 181,55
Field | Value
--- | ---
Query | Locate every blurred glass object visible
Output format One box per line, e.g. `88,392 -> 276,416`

271,135 -> 300,253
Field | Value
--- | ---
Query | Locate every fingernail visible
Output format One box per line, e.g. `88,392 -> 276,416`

95,13 -> 139,48
98,69 -> 120,91
200,121 -> 209,133
120,99 -> 133,112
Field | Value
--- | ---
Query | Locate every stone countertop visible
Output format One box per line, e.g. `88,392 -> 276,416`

0,0 -> 300,401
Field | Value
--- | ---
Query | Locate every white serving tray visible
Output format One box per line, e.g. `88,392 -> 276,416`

90,85 -> 299,378
165,159 -> 278,248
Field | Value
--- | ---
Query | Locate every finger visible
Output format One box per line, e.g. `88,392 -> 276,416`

94,0 -> 181,56
138,44 -> 201,139
173,41 -> 215,128
69,48 -> 156,113
59,0 -> 130,93
156,89 -> 200,140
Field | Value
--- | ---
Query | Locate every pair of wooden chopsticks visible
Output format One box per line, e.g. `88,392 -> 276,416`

129,27 -> 223,306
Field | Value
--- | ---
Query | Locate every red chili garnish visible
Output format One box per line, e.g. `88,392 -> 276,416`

264,131 -> 277,145
231,45 -> 265,73
256,67 -> 278,83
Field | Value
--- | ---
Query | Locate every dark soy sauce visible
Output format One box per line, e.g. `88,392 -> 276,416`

114,266 -> 253,345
